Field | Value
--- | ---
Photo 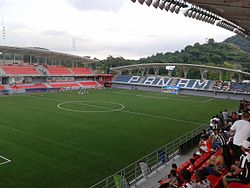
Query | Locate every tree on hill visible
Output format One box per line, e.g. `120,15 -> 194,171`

99,37 -> 250,79
224,35 -> 250,54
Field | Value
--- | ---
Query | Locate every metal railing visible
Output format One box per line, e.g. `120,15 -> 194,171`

89,122 -> 208,188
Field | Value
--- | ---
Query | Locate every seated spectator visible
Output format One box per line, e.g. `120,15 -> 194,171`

172,163 -> 177,171
203,144 -> 232,177
222,140 -> 250,187
197,135 -> 212,155
211,128 -> 228,151
181,169 -> 197,188
169,169 -> 180,187
195,169 -> 211,188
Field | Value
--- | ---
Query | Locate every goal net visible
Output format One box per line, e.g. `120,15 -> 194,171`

162,85 -> 181,95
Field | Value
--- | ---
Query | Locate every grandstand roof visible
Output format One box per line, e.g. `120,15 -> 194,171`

111,63 -> 250,76
0,46 -> 99,64
186,0 -> 250,36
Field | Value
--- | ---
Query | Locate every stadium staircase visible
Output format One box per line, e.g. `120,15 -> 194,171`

36,66 -> 48,75
209,81 -> 216,90
0,67 -> 6,75
132,148 -> 197,188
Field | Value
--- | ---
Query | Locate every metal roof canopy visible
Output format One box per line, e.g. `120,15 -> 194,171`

110,63 -> 250,76
0,46 -> 99,63
186,0 -> 250,35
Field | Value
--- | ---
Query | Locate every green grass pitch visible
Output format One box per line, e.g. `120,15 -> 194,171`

0,88 -> 238,188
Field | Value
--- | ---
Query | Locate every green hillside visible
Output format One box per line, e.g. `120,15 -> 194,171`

98,37 -> 250,79
224,35 -> 250,54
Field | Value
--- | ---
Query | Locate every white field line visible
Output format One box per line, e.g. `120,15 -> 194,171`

201,98 -> 215,103
122,110 -> 202,125
0,155 -> 11,166
58,101 -> 125,113
111,91 -> 210,104
26,95 -> 202,125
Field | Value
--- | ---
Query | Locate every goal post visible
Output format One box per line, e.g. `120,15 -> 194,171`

162,85 -> 181,95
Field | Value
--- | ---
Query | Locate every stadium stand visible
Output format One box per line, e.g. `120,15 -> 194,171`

79,81 -> 98,87
0,85 -> 5,90
230,82 -> 250,92
70,68 -> 93,75
10,84 -> 48,90
46,66 -> 72,75
1,66 -> 40,75
157,100 -> 250,188
49,82 -> 80,88
113,75 -> 214,90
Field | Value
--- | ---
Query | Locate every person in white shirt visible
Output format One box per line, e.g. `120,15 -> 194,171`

230,111 -> 250,158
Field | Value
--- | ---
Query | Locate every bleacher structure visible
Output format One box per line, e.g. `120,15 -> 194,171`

0,65 -> 112,94
113,75 -> 214,90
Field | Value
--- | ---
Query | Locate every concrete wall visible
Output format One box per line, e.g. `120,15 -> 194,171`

112,83 -> 250,101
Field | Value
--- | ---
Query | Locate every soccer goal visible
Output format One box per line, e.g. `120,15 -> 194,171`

162,85 -> 181,95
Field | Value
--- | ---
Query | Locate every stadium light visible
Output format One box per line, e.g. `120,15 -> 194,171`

183,9 -> 190,17
159,1 -> 166,10
164,2 -> 171,11
191,11 -> 197,18
170,3 -> 177,13
152,0 -> 160,8
175,5 -> 181,14
138,0 -> 145,4
145,0 -> 153,6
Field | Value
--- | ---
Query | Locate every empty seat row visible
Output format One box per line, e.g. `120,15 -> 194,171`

1,66 -> 39,75
70,68 -> 93,75
46,66 -> 72,75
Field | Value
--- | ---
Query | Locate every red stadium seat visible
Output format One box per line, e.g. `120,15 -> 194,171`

79,81 -> 98,87
70,68 -> 93,75
0,85 -> 5,90
46,66 -> 72,75
49,83 -> 80,88
2,66 -> 39,75
10,84 -> 48,90
228,182 -> 250,188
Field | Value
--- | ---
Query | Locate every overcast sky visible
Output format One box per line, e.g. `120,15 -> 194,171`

0,0 -> 234,59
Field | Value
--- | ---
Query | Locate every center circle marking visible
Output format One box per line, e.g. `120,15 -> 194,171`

57,101 -> 125,113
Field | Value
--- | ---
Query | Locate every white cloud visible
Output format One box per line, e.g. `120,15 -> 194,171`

66,0 -> 124,11
0,0 -> 234,59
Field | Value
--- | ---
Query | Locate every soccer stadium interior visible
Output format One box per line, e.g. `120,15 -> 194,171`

0,0 -> 250,188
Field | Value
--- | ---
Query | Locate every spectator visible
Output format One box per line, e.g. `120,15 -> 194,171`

230,110 -> 250,159
210,116 -> 219,130
169,169 -> 180,187
181,169 -> 197,188
222,140 -> 250,187
211,128 -> 229,151
187,158 -> 195,173
195,169 -> 211,188
230,112 -> 238,123
203,144 -> 232,177
172,163 -> 177,171
222,109 -> 229,126
218,112 -> 224,129
197,135 -> 212,155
